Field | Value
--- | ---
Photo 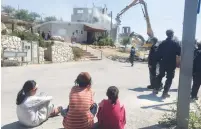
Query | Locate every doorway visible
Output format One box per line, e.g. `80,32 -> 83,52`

87,32 -> 95,44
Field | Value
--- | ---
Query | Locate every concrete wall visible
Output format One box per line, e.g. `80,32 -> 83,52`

22,41 -> 38,63
71,8 -> 93,22
111,27 -> 118,43
37,23 -> 52,34
51,22 -> 87,43
36,22 -> 88,43
1,35 -> 44,64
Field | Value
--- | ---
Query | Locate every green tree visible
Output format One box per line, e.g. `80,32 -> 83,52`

120,37 -> 130,51
14,9 -> 30,21
1,5 -> 15,16
44,16 -> 57,22
29,12 -> 40,21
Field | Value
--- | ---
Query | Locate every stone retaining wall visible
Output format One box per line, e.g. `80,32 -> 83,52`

1,35 -> 22,61
39,47 -> 45,64
1,35 -> 45,64
45,41 -> 74,63
1,35 -> 22,51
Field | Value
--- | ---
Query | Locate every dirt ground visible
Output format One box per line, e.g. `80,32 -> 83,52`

91,46 -> 130,57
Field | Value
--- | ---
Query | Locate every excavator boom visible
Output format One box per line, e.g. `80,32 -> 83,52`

139,0 -> 154,38
116,0 -> 154,40
116,0 -> 139,25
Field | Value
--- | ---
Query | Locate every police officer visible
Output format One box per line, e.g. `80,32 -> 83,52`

191,42 -> 201,100
147,37 -> 163,89
153,30 -> 181,98
130,46 -> 135,67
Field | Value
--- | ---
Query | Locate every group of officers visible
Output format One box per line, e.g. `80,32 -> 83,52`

129,29 -> 201,99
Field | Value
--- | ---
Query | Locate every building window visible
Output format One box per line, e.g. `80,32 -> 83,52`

81,30 -> 83,34
93,17 -> 99,23
77,20 -> 84,22
77,9 -> 84,14
25,46 -> 30,49
76,30 -> 78,34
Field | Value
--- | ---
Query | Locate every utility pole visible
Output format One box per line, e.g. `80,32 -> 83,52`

177,0 -> 198,128
110,11 -> 113,38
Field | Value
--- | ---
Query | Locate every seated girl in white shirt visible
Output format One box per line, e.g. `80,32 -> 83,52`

16,80 -> 62,127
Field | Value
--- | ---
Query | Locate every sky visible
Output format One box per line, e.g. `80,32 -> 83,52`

2,0 -> 201,40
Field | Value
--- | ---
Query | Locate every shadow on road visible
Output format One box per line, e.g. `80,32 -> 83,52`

169,89 -> 178,92
58,122 -> 99,129
128,87 -> 150,92
1,121 -> 32,129
141,102 -> 176,109
129,87 -> 178,93
137,93 -> 164,102
141,102 -> 176,112
123,65 -> 132,67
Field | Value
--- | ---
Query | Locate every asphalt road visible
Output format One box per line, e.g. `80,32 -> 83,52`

1,59 -> 200,129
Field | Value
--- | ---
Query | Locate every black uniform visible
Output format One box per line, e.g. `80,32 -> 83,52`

154,38 -> 181,94
191,48 -> 201,99
47,31 -> 51,40
148,42 -> 161,88
41,31 -> 45,39
130,48 -> 135,67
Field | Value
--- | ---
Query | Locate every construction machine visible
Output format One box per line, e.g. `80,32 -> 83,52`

116,0 -> 154,61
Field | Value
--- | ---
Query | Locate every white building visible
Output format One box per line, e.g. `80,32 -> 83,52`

34,21 -> 106,43
71,8 -> 93,23
34,6 -> 118,44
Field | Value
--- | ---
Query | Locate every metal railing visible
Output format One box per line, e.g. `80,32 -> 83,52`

84,44 -> 103,60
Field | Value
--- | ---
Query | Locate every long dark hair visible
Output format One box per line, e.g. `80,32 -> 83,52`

106,86 -> 119,104
16,80 -> 37,105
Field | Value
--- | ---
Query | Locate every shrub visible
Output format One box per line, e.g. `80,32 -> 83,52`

120,37 -> 130,52
1,60 -> 19,67
9,31 -> 39,41
72,47 -> 83,60
98,38 -> 106,46
159,104 -> 201,129
38,38 -> 45,47
9,31 -> 54,48
105,37 -> 114,46
1,29 -> 7,35
39,39 -> 54,48
120,37 -> 130,47
97,36 -> 114,47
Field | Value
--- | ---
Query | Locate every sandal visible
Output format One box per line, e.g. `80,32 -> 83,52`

50,106 -> 62,117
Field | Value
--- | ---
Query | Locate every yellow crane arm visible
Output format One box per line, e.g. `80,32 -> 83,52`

116,0 -> 154,39
116,0 -> 139,25
139,0 -> 154,38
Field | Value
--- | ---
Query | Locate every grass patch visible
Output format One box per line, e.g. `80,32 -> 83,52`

72,47 -> 83,60
159,103 -> 201,129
